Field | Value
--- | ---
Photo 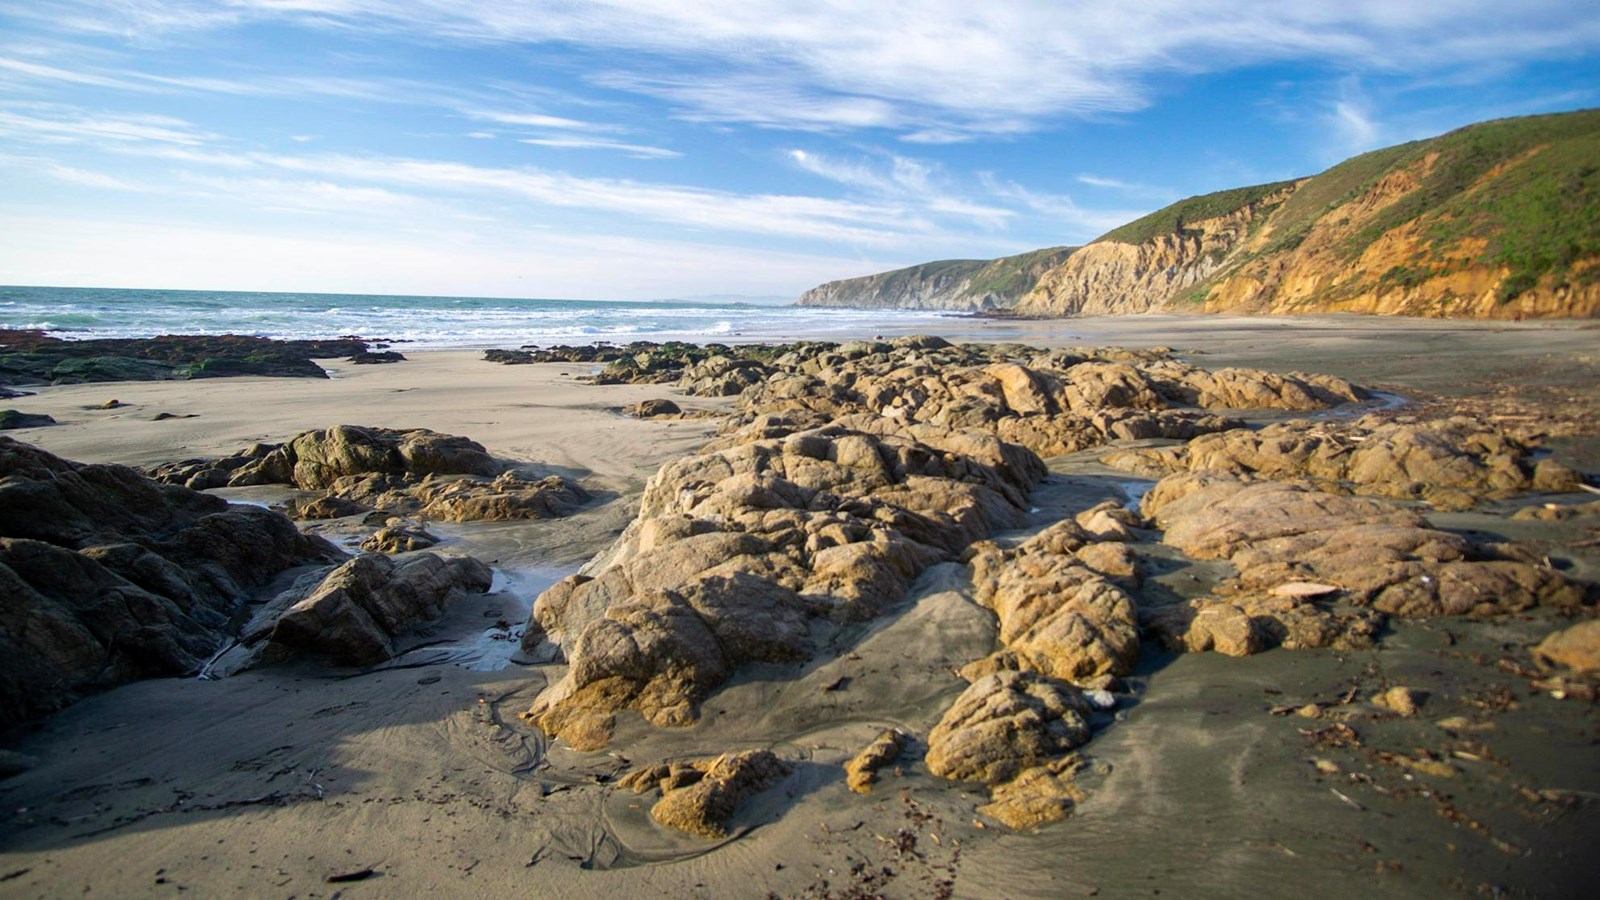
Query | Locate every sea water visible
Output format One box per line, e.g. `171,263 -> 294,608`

0,285 -> 962,350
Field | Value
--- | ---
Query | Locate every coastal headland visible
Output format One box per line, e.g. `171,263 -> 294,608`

1,315 -> 1598,898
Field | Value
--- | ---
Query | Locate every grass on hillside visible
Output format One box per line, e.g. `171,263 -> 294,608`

1340,109 -> 1600,301
1095,181 -> 1297,245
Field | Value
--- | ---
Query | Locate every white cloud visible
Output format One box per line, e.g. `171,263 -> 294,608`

16,1 -> 1598,137
0,106 -> 213,144
517,137 -> 680,159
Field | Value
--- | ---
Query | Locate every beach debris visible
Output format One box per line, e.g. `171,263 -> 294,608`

1272,581 -> 1341,598
326,867 -> 377,883
618,749 -> 792,838
846,729 -> 909,794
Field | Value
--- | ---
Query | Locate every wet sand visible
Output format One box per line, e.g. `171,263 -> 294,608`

2,315 -> 1597,898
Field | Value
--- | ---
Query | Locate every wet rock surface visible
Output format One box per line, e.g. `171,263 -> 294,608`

147,425 -> 589,523
0,329 -> 373,387
0,436 -> 344,729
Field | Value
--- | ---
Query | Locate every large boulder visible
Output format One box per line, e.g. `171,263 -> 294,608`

925,670 -> 1092,785
148,426 -> 590,523
0,437 -> 344,729
231,552 -> 493,668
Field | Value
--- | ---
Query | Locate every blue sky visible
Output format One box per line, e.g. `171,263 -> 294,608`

2,1 -> 1597,300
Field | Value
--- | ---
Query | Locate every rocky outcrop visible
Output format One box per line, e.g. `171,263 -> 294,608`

1105,416 -> 1580,510
796,248 -> 1074,312
521,419 -> 1044,750
0,330 -> 372,387
719,339 -> 1363,460
0,437 -> 344,729
963,517 -> 1142,685
219,552 -> 493,670
1018,186 -> 1294,316
617,749 -> 793,838
1140,473 -> 1589,653
148,426 -> 590,523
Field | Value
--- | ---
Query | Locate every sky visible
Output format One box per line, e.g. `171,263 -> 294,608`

2,1 -> 1598,301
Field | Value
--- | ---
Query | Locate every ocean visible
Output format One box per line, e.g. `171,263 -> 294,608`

0,285 -> 963,350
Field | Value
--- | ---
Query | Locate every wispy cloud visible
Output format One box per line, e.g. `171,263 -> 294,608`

786,148 -> 1011,229
0,105 -> 213,144
16,1 -> 1598,138
517,137 -> 680,159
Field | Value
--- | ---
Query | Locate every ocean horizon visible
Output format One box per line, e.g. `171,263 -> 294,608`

0,284 -> 963,351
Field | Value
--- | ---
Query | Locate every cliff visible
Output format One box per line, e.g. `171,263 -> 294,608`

796,247 -> 1074,311
1016,108 -> 1600,319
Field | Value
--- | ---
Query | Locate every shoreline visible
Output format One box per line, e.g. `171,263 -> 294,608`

2,318 -> 1597,898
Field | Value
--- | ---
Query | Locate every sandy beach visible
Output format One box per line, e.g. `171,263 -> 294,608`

2,315 -> 1598,899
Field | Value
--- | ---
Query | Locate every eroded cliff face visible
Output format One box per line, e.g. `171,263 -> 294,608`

799,261 -> 990,311
1016,187 -> 1296,317
797,248 -> 1075,311
984,110 -> 1600,320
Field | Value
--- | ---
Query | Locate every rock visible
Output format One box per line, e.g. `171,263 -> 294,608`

1143,473 -> 1588,645
349,350 -> 405,364
236,552 -> 493,668
925,671 -> 1092,786
618,750 -> 792,838
0,437 -> 344,728
0,410 -> 55,429
360,524 -> 440,553
0,749 -> 39,779
1375,686 -> 1426,716
845,729 -> 909,793
623,398 -> 682,418
977,760 -> 1085,829
1532,619 -> 1600,673
147,427 -> 591,524
523,421 -> 1042,748
416,471 -> 590,522
0,330 -> 366,386
1113,416 -> 1576,510
966,520 -> 1141,683
283,495 -> 369,519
